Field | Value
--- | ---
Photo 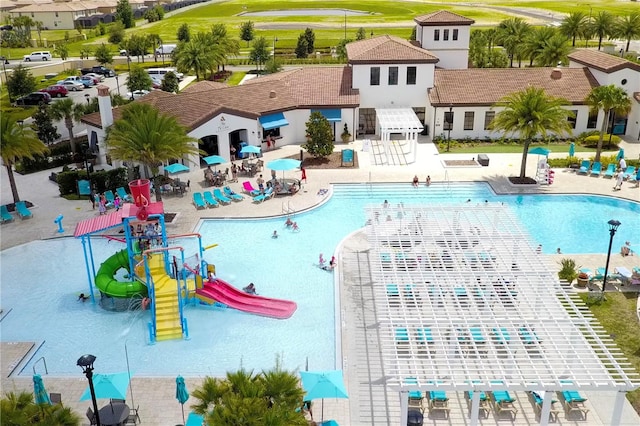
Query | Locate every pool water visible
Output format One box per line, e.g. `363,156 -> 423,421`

1,183 -> 638,377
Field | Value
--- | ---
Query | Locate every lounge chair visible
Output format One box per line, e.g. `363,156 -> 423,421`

15,201 -> 32,219
116,187 -> 132,202
386,284 -> 400,307
213,188 -> 232,204
577,160 -> 591,174
465,388 -> 490,419
529,391 -> 560,422
104,190 -> 116,208
491,327 -> 511,344
403,377 -> 424,412
252,187 -> 274,203
49,393 -> 62,404
470,326 -> 487,357
518,326 -> 540,345
242,181 -> 261,196
559,383 -> 589,420
416,327 -> 434,356
395,327 -> 410,356
427,388 -> 450,419
192,192 -> 207,209
185,412 -> 204,426
203,191 -> 220,208
603,163 -> 616,178
223,186 -> 244,201
491,389 -> 518,420
589,161 -> 601,176
622,166 -> 636,180
1,205 -> 14,223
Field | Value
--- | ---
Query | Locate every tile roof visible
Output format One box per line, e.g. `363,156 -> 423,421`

11,1 -> 96,12
82,67 -> 359,130
429,67 -> 599,106
414,10 -> 475,26
346,35 -> 439,64
568,49 -> 640,73
181,80 -> 228,93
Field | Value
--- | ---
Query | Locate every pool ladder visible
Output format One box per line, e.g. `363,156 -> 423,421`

282,201 -> 296,216
33,356 -> 48,375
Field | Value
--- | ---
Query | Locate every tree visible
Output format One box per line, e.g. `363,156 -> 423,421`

108,21 -> 126,45
294,34 -> 309,59
126,64 -> 153,92
116,0 -> 135,29
490,87 -> 573,179
303,28 -> 315,54
79,47 -> 93,60
54,43 -> 69,60
105,103 -> 200,201
496,17 -> 531,67
303,112 -> 334,158
469,30 -> 489,67
560,11 -> 587,47
614,11 -> 640,52
49,98 -> 85,154
35,20 -> 44,46
31,104 -> 60,144
585,85 -> 632,162
264,58 -> 283,74
239,21 -> 255,47
1,115 -> 49,203
249,37 -> 270,71
356,27 -> 366,40
521,27 -> 557,66
1,391 -> 81,426
144,5 -> 164,23
124,34 -> 151,62
589,11 -> 615,50
161,71 -> 179,93
177,23 -> 191,42
11,16 -> 34,44
534,34 -> 571,67
174,35 -> 217,80
146,33 -> 162,61
94,43 -> 113,65
6,65 -> 36,100
211,23 -> 240,71
336,39 -> 352,62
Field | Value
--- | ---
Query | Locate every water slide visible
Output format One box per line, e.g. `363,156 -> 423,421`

195,279 -> 297,319
95,250 -> 147,298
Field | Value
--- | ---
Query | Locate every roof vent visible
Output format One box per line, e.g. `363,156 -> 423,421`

269,90 -> 277,98
550,68 -> 562,80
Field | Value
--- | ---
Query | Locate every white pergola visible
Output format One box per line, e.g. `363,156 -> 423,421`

375,108 -> 424,164
364,203 -> 639,426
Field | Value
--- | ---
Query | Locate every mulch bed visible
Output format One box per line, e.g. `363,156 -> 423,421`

4,201 -> 34,212
285,151 -> 359,169
508,176 -> 538,185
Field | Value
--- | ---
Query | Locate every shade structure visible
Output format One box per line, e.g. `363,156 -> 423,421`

176,375 -> 189,425
259,112 -> 289,130
267,158 -> 301,171
568,142 -> 575,157
300,370 -> 348,421
202,155 -> 225,166
240,145 -> 261,155
311,109 -> 342,122
528,147 -> 550,156
80,372 -> 130,401
164,163 -> 189,174
617,148 -> 624,161
33,374 -> 51,405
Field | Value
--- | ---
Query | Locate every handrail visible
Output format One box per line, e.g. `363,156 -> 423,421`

143,246 -> 184,255
167,233 -> 201,239
32,357 -> 48,375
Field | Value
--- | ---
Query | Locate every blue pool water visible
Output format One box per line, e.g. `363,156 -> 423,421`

1,183 -> 638,377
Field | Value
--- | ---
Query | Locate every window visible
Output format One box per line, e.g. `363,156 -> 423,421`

568,110 -> 578,129
31,13 -> 34,18
444,29 -> 449,41
406,66 -> 417,85
444,110 -> 454,131
55,12 -> 59,17
453,29 -> 459,41
484,111 -> 495,130
434,29 -> 440,41
388,66 -> 398,85
370,67 -> 380,86
587,110 -> 597,129
464,112 -> 474,130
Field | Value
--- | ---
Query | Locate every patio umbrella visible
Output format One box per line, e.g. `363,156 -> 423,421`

240,145 -> 261,155
80,372 -> 130,401
267,158 -> 301,181
33,374 -> 51,405
300,370 -> 348,422
176,375 -> 189,425
164,163 -> 190,174
616,148 -> 624,161
528,147 -> 550,156
568,142 -> 575,157
202,155 -> 226,166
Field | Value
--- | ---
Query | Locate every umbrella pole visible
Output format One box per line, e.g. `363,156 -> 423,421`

322,398 -> 324,422
125,341 -> 135,410
181,402 -> 185,425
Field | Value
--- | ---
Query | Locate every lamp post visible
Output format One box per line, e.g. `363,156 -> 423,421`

601,219 -> 621,298
77,354 -> 101,426
344,10 -> 347,40
273,36 -> 278,58
126,54 -> 131,74
585,4 -> 592,48
84,93 -> 90,106
446,104 -> 453,152
114,73 -> 121,96
371,31 -> 374,38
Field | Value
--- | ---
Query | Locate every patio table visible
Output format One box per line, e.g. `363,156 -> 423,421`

98,402 -> 129,426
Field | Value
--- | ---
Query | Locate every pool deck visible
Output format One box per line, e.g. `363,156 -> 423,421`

1,136 -> 639,425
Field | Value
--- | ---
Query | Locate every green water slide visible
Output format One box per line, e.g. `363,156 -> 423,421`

95,249 -> 148,298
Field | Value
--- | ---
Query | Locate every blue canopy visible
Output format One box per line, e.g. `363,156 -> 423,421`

528,147 -> 550,156
203,155 -> 225,165
267,158 -> 301,171
164,163 -> 189,174
259,112 -> 289,130
311,109 -> 342,122
80,372 -> 130,401
300,370 -> 348,400
240,145 -> 261,155
33,374 -> 51,405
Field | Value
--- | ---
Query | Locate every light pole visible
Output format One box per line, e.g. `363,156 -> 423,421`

600,219 -> 621,297
585,4 -> 592,48
2,60 -> 11,103
344,10 -> 347,40
446,104 -> 453,152
77,354 -> 101,426
114,73 -> 121,96
273,36 -> 278,58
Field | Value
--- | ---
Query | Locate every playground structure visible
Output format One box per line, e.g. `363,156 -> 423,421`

75,179 -> 297,344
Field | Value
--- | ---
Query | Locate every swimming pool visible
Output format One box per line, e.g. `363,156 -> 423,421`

1,183 -> 638,377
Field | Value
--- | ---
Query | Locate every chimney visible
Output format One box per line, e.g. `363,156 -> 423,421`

550,68 -> 562,80
97,85 -> 113,128
269,90 -> 277,99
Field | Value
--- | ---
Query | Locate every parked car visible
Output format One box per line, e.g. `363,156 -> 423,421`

23,51 -> 52,61
79,75 -> 97,87
84,73 -> 105,82
56,80 -> 84,91
15,92 -> 51,106
80,66 -> 115,77
126,90 -> 150,99
39,85 -> 68,98
119,49 -> 128,56
150,76 -> 163,89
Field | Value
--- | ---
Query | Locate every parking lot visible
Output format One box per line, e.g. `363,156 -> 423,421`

47,72 -> 130,106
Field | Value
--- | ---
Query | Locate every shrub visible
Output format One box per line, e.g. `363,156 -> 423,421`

583,134 -> 620,148
57,168 -> 128,195
558,258 -> 579,284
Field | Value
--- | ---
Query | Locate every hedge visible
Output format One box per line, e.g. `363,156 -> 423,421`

56,167 -> 128,196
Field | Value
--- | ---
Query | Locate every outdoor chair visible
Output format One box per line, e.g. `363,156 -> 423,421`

590,161 -> 602,177
252,187 -> 274,203
203,191 -> 220,208
242,181 -> 260,196
223,186 -> 243,201
213,188 -> 232,204
192,192 -> 206,209
49,393 -> 61,404
529,391 -> 560,422
116,187 -> 132,202
603,163 -> 616,178
404,377 -> 424,412
427,389 -> 450,419
104,190 -> 116,208
125,405 -> 140,424
415,327 -> 434,356
386,284 -> 400,307
559,385 -> 589,420
470,326 -> 488,357
15,201 -> 32,219
465,389 -> 490,419
518,326 -> 541,346
623,166 -> 636,180
491,390 -> 518,420
394,327 -> 410,357
86,407 -> 97,425
1,205 -> 14,223
577,160 -> 591,174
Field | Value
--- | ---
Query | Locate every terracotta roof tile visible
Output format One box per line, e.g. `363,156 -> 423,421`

568,48 -> 640,73
181,80 -> 228,93
429,67 -> 599,106
346,35 -> 439,64
414,10 -> 475,26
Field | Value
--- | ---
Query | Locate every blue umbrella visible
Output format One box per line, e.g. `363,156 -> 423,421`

267,158 -> 301,171
616,148 -> 624,161
176,376 -> 189,425
568,142 -> 575,157
300,370 -> 348,421
164,163 -> 189,174
240,145 -> 261,155
528,147 -> 550,156
33,374 -> 51,405
202,155 -> 226,166
80,372 -> 130,401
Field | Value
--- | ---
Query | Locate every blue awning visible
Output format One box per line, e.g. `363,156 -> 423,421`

311,109 -> 342,122
259,112 -> 289,130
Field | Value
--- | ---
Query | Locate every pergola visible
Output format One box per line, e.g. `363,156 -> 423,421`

374,108 -> 424,165
364,203 -> 639,426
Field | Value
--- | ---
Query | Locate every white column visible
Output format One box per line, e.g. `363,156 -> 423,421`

610,391 -> 626,425
539,392 -> 552,426
96,85 -> 113,166
469,390 -> 480,425
399,390 -> 409,426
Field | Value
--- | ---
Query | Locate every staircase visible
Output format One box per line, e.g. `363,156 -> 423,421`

147,256 -> 183,341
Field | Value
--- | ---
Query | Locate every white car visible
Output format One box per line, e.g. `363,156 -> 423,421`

85,73 -> 105,82
126,89 -> 150,99
23,51 -> 52,61
56,80 -> 84,91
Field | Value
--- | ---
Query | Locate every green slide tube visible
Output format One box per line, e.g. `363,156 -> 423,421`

95,249 -> 148,298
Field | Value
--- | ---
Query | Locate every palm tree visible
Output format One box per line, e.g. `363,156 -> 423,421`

174,34 -> 218,81
521,27 -> 557,66
559,11 -> 587,47
535,34 -> 571,66
496,18 -> 531,67
104,103 -> 200,201
1,391 -> 81,425
211,23 -> 240,71
490,87 -> 573,179
589,11 -> 615,50
48,98 -> 85,154
585,85 -> 632,162
614,12 -> 640,52
1,114 -> 48,203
